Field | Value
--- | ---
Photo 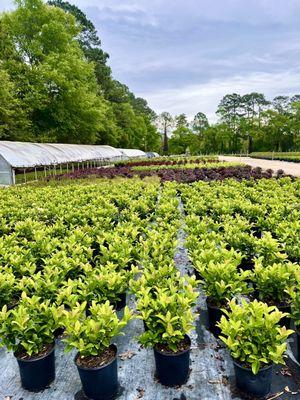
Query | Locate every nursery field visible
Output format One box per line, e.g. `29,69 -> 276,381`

251,152 -> 300,163
0,174 -> 300,400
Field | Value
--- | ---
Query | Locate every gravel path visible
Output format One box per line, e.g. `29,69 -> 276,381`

219,156 -> 300,177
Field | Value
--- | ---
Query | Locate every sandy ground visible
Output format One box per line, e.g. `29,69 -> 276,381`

219,156 -> 300,177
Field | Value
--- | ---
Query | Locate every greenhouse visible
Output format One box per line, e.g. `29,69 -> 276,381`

0,141 -> 148,185
118,148 -> 148,158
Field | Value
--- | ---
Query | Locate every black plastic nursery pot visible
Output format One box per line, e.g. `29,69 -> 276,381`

206,298 -> 224,337
76,344 -> 119,400
153,335 -> 191,387
239,257 -> 255,271
296,330 -> 300,363
15,344 -> 55,392
277,304 -> 291,328
233,360 -> 273,398
193,268 -> 202,280
114,292 -> 126,311
143,320 -> 149,331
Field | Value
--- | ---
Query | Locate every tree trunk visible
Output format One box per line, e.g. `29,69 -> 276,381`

163,125 -> 169,154
248,135 -> 253,154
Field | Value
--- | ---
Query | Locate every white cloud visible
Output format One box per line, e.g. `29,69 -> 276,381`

143,69 -> 300,122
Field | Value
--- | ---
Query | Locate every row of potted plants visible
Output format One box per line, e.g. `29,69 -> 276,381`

180,177 -> 300,397
180,177 -> 299,262
55,163 -> 283,183
131,182 -> 200,387
0,175 -> 298,398
0,180 -> 197,397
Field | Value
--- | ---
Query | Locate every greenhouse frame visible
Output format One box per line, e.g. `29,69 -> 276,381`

0,141 -> 149,185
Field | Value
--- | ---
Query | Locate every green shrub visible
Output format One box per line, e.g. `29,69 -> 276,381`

64,301 -> 132,357
137,276 -> 198,351
218,299 -> 293,374
287,289 -> 300,329
130,263 -> 178,296
79,263 -> 138,304
0,293 -> 64,356
253,260 -> 300,304
199,261 -> 252,307
253,232 -> 287,264
0,271 -> 16,308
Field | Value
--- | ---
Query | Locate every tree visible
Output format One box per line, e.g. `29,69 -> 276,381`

257,110 -> 293,151
272,96 -> 290,115
175,114 -> 189,128
48,0 -> 112,93
241,93 -> 269,152
0,67 -> 31,140
191,112 -> 209,134
156,112 -> 174,154
0,0 -> 107,143
216,93 -> 246,152
49,0 -> 160,151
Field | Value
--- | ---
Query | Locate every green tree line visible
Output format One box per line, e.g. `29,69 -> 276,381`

164,93 -> 300,155
0,0 -> 161,151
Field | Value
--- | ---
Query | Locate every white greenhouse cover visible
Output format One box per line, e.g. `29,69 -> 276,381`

0,141 -> 124,168
118,148 -> 147,158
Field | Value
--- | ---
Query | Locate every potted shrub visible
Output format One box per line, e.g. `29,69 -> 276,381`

253,232 -> 288,264
81,263 -> 138,312
198,260 -> 252,336
130,263 -> 179,297
253,260 -> 300,327
218,299 -> 293,397
0,270 -> 17,309
64,301 -> 132,400
137,276 -> 198,386
224,229 -> 256,271
192,245 -> 243,280
288,288 -> 300,363
0,293 -> 64,392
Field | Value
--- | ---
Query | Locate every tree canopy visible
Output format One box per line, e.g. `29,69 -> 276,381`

0,0 -> 160,150
167,93 -> 300,155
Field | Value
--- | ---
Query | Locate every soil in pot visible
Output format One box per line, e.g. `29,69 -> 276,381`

76,344 -> 119,400
206,298 -> 225,337
154,335 -> 191,387
233,360 -> 273,397
15,343 -> 55,392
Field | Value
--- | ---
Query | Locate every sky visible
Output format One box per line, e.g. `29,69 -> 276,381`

1,0 -> 300,122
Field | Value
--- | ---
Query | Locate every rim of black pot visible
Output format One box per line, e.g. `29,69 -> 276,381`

206,297 -> 224,310
154,335 -> 191,357
232,358 -> 273,372
14,343 -> 55,363
75,344 -> 118,371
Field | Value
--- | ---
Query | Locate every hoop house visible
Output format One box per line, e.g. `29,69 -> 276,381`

0,141 -> 127,185
117,149 -> 147,159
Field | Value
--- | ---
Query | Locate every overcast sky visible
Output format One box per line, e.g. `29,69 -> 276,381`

1,0 -> 300,121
